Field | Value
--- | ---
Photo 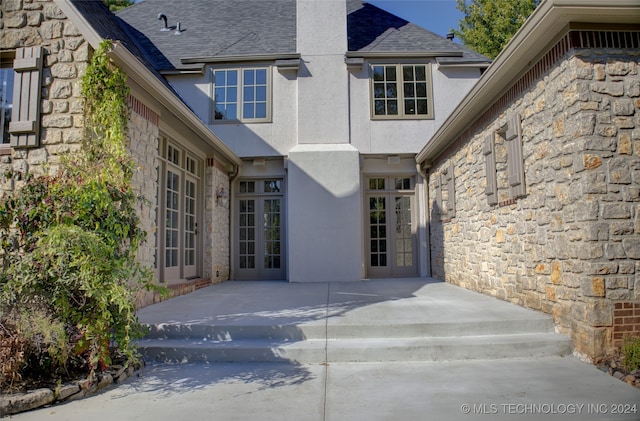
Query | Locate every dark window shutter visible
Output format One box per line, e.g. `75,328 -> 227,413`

483,133 -> 497,205
434,171 -> 443,216
445,162 -> 455,218
506,114 -> 526,198
10,46 -> 43,148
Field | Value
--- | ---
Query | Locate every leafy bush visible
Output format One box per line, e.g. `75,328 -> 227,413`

0,40 -> 156,388
622,336 -> 640,372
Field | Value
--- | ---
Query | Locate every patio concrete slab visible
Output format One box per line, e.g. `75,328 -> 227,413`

137,278 -> 571,364
11,358 -> 640,421
9,279 -> 640,420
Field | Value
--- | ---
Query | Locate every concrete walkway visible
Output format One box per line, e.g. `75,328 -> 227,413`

11,279 -> 640,420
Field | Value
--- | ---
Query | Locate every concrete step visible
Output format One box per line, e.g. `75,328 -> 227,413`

136,280 -> 573,365
138,331 -> 572,364
143,317 -> 556,342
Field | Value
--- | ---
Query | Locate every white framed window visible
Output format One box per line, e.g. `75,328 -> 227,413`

370,63 -> 434,119
211,67 -> 270,123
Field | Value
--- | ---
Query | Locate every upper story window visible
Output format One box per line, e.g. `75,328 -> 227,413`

211,67 -> 270,123
370,64 -> 434,120
0,53 -> 14,148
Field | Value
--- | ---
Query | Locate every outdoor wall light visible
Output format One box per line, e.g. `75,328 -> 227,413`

216,187 -> 229,207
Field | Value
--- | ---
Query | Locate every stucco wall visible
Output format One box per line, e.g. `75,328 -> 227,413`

428,36 -> 640,360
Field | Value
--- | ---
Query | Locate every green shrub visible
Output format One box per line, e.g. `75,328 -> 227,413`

622,336 -> 640,372
0,307 -> 70,388
0,40 -> 157,388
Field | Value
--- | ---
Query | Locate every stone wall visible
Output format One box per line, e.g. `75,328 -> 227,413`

128,97 -> 159,272
428,30 -> 640,361
1,0 -> 161,272
1,0 -> 88,194
205,157 -> 230,284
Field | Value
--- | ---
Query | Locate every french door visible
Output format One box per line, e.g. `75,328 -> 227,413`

234,179 -> 285,280
366,176 -> 417,277
158,141 -> 201,283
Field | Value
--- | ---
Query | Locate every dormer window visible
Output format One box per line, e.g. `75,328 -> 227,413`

370,63 -> 434,120
210,67 -> 271,123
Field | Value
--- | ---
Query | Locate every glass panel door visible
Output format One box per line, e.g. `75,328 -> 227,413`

184,175 -> 197,278
165,169 -> 180,281
394,196 -> 413,269
235,179 -> 285,280
264,198 -> 281,270
366,176 -> 417,277
369,196 -> 387,269
158,140 -> 202,284
239,199 -> 256,270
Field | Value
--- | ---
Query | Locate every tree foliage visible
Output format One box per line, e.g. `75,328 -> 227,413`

0,40 -> 154,389
453,0 -> 540,59
102,0 -> 134,12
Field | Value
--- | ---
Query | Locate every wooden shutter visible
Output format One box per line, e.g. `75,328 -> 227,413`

434,171 -> 443,216
9,46 -> 43,148
483,133 -> 497,205
506,114 -> 526,198
445,162 -> 455,218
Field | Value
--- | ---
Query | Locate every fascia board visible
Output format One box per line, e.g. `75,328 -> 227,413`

53,0 -> 242,169
416,0 -> 640,164
110,44 -> 242,167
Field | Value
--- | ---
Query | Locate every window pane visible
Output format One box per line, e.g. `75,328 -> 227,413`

243,103 -> 254,119
417,99 -> 428,115
402,66 -> 414,81
405,99 -> 416,114
256,69 -> 267,84
264,180 -> 281,192
1,67 -> 14,145
242,68 -> 268,120
416,82 -> 427,97
415,65 -> 426,81
374,83 -> 385,99
244,86 -> 254,101
227,70 -> 238,85
404,83 -> 415,98
244,69 -> 255,85
255,103 -> 267,118
226,104 -> 237,120
385,66 -> 396,81
227,87 -> 237,102
386,83 -> 397,98
256,86 -> 267,101
374,100 -> 386,115
373,66 -> 384,81
388,100 -> 398,115
215,71 -> 226,85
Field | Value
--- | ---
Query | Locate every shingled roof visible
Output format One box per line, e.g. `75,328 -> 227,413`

115,0 -> 489,71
